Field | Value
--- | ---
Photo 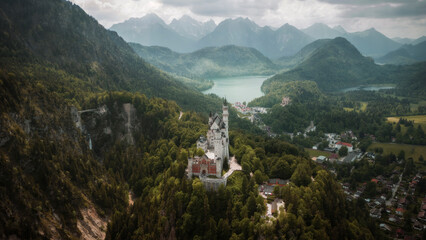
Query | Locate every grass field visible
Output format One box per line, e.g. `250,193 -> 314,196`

387,115 -> 426,126
360,102 -> 368,111
305,148 -> 332,158
343,102 -> 368,112
368,143 -> 426,162
387,115 -> 426,134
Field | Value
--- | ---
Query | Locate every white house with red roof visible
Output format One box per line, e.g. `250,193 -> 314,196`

335,141 -> 353,152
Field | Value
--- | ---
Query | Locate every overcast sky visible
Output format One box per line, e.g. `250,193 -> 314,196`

69,0 -> 426,38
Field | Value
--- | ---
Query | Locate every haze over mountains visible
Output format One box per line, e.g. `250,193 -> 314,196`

377,41 -> 426,65
262,37 -> 425,95
109,13 -> 423,59
130,43 -> 279,78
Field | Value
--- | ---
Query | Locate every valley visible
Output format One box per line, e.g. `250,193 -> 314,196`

0,0 -> 425,240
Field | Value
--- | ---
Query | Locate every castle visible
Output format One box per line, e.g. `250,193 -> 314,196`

188,101 -> 229,179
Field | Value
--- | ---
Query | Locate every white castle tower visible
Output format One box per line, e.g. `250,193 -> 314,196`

189,100 -> 230,178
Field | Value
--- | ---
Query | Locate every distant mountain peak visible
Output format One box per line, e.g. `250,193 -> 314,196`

333,25 -> 346,33
141,13 -> 165,24
120,13 -> 166,26
278,23 -> 298,31
180,14 -> 194,21
366,27 -> 378,32
169,14 -> 216,40
302,23 -> 342,40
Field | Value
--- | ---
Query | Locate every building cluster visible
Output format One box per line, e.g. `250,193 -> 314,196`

232,102 -> 267,115
258,178 -> 289,218
340,171 -> 425,238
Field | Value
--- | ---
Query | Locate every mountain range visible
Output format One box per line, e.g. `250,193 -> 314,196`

260,37 -> 425,102
197,18 -> 314,59
263,37 -> 391,92
377,40 -> 426,65
301,23 -> 402,58
130,43 -> 279,79
110,14 -> 197,53
169,15 -> 216,40
0,3 -> 219,112
110,14 -> 413,59
392,36 -> 426,45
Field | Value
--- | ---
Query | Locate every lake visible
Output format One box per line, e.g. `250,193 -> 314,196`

202,75 -> 270,103
340,85 -> 395,93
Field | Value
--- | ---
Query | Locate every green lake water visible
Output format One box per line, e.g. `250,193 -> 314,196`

202,75 -> 270,103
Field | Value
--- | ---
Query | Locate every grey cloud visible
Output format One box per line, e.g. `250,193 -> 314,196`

340,1 -> 426,18
159,0 -> 280,17
316,0 -> 418,5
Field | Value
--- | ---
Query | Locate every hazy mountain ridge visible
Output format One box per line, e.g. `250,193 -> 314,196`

263,37 -> 391,92
377,40 -> 426,65
111,14 -> 408,60
302,23 -> 343,40
198,19 -> 314,59
110,14 -> 197,52
274,39 -> 330,69
169,15 -> 216,40
130,43 -> 279,78
301,23 -> 402,58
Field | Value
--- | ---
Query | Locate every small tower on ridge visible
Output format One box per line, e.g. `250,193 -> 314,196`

222,99 -> 228,130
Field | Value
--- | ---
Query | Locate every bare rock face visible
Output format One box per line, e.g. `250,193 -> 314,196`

77,205 -> 107,240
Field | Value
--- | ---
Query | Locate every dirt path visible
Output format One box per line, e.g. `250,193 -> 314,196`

223,156 -> 242,179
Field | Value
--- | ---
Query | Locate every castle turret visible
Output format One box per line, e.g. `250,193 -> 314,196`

209,111 -> 213,125
222,100 -> 228,130
222,99 -> 229,160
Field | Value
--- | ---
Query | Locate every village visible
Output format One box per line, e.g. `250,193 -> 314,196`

194,100 -> 425,236
231,99 -> 425,237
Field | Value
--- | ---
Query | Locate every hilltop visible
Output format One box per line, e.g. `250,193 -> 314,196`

263,37 -> 389,92
377,41 -> 426,65
130,43 -> 279,79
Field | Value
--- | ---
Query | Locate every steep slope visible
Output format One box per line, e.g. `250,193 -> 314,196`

275,39 -> 330,69
0,0 -> 219,112
343,28 -> 401,58
333,25 -> 347,34
169,15 -> 216,40
198,18 -> 314,59
130,43 -> 279,78
392,37 -> 415,44
302,23 -> 343,39
263,37 -> 390,92
110,13 -> 196,52
377,41 -> 426,65
411,36 -> 426,45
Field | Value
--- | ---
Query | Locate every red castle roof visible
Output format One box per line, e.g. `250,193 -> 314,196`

336,142 -> 353,147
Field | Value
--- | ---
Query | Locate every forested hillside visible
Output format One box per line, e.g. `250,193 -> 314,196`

264,37 -> 390,92
0,0 -> 220,113
130,43 -> 279,79
377,41 -> 426,65
106,130 -> 381,240
263,37 -> 426,94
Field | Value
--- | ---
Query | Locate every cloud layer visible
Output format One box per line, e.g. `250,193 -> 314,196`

69,0 -> 426,38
